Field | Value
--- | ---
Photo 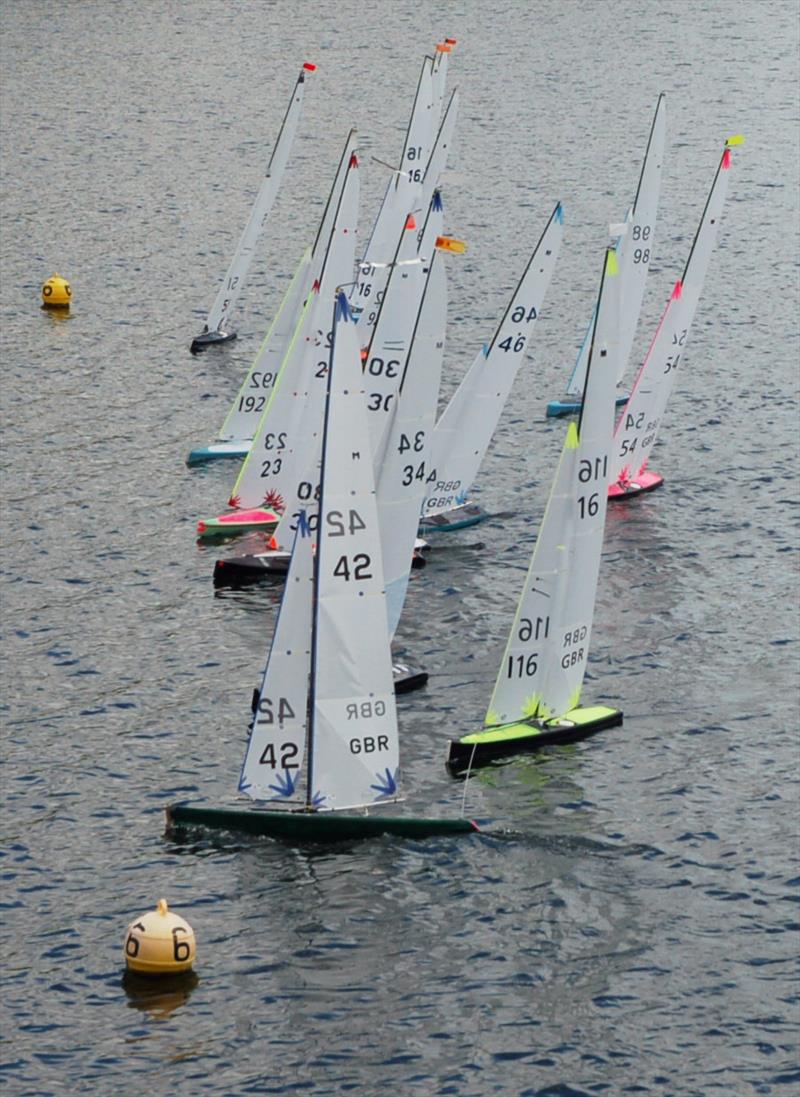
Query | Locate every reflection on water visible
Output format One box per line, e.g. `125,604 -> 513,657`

122,970 -> 199,1020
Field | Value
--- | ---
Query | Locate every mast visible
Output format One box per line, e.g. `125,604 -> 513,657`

305,293 -> 342,809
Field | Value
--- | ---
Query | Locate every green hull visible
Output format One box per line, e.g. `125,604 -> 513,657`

447,704 -> 622,773
166,802 -> 479,841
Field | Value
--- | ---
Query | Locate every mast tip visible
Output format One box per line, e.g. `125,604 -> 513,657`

303,62 -> 317,71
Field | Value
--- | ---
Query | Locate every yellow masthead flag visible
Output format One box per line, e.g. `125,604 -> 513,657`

435,235 -> 467,255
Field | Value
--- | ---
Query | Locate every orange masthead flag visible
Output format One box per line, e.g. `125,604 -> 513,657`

435,235 -> 467,254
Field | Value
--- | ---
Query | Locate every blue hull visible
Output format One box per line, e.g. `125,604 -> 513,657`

186,442 -> 250,467
418,502 -> 488,533
546,392 -> 629,418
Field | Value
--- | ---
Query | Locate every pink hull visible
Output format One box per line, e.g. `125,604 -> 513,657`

608,470 -> 663,499
197,507 -> 280,534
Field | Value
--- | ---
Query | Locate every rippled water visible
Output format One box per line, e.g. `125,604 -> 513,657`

2,1 -> 798,1094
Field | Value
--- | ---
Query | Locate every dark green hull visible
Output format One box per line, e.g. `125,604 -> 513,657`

447,705 -> 623,773
166,802 -> 479,841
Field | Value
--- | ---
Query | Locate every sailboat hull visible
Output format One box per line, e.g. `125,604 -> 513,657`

608,470 -> 663,499
166,802 -> 479,841
196,508 -> 280,538
446,705 -> 623,773
546,393 -> 629,418
419,501 -> 487,533
186,441 -> 251,467
213,547 -> 426,586
190,330 -> 237,353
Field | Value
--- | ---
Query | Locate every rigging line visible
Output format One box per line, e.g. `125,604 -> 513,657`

460,742 -> 479,817
370,155 -> 407,175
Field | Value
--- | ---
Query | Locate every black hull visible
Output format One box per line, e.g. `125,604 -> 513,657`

190,329 -> 237,354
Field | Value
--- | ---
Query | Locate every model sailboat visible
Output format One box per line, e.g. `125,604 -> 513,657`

609,136 -> 741,498
190,63 -> 315,353
447,246 -> 624,773
419,202 -> 564,532
169,293 -> 478,840
546,94 -> 665,417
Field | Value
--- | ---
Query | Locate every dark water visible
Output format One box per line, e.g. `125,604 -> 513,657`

2,1 -> 798,1094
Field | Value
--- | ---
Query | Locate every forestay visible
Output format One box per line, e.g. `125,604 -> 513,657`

610,136 -> 739,489
486,248 -> 620,725
421,202 -> 564,519
238,519 -> 314,803
566,94 -> 665,396
309,294 -> 401,811
203,64 -> 313,338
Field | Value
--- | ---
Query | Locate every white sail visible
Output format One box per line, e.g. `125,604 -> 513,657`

227,140 -> 360,513
485,425 -> 577,725
430,41 -> 452,133
214,130 -> 358,447
238,518 -> 314,803
566,94 -> 665,397
218,248 -> 313,443
421,202 -> 564,519
487,248 -> 621,725
362,214 -> 432,454
420,89 -> 459,216
203,64 -> 313,337
309,294 -> 400,811
272,194 -> 447,554
377,249 -> 447,638
611,137 -> 738,488
351,55 -> 434,330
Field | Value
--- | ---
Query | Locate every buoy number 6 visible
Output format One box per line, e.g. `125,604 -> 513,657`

125,932 -> 140,957
172,926 -> 191,962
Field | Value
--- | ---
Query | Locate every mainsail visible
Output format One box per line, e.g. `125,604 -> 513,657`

197,64 -> 314,344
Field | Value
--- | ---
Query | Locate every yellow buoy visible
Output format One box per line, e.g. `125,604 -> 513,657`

123,898 -> 196,976
42,273 -> 71,309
